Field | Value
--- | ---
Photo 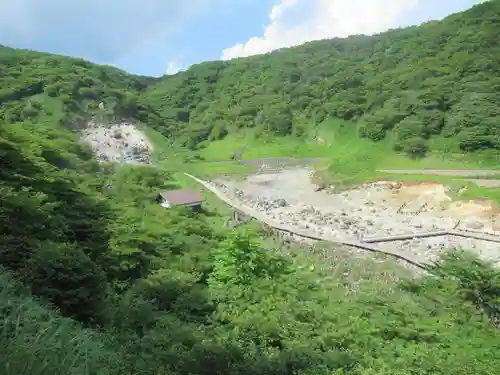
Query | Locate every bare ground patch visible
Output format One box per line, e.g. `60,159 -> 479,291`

463,178 -> 500,188
217,168 -> 500,267
81,119 -> 153,165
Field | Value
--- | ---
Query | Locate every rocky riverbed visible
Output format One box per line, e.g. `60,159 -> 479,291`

217,168 -> 500,266
81,119 -> 153,165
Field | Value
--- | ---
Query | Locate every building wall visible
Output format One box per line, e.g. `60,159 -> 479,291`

183,201 -> 202,208
158,198 -> 202,211
189,203 -> 202,212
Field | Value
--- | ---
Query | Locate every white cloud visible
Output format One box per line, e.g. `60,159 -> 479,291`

222,0 -> 420,60
166,60 -> 184,75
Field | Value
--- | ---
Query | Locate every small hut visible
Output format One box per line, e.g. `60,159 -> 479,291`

156,189 -> 205,211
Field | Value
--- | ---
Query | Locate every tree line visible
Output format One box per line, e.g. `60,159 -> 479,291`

142,0 -> 500,156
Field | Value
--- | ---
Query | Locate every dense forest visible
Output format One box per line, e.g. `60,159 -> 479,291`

2,0 -> 499,155
2,1 -> 500,374
143,0 -> 500,154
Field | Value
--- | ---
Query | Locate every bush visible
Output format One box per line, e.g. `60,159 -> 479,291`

358,122 -> 387,141
22,243 -> 107,325
395,137 -> 429,158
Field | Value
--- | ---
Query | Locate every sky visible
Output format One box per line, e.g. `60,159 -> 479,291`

0,0 -> 488,77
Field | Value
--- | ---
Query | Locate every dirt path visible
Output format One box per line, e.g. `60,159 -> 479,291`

462,179 -> 500,188
379,169 -> 500,188
378,169 -> 500,176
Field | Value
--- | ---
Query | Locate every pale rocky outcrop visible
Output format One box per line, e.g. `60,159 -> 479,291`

81,119 -> 153,165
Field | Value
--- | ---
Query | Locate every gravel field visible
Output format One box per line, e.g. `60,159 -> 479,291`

219,168 -> 500,266
78,124 -> 500,268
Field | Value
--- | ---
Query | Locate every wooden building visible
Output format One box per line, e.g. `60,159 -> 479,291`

156,189 -> 205,211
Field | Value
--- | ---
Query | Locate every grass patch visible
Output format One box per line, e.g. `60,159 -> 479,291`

183,161 -> 256,180
308,119 -> 500,191
459,184 -> 500,203
149,117 -> 498,185
199,132 -> 331,161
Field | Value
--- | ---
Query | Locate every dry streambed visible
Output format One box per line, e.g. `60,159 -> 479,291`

217,168 -> 500,266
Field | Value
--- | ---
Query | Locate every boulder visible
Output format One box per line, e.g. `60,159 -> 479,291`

313,183 -> 326,192
465,219 -> 484,230
276,198 -> 288,207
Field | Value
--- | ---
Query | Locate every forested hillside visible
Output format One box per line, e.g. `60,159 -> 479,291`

143,0 -> 500,154
6,107 -> 500,375
2,0 -> 499,155
2,1 -> 500,374
0,45 -> 163,131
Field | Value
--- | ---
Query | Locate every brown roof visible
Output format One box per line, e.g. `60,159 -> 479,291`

159,189 -> 204,205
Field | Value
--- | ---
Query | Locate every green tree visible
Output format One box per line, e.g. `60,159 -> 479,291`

23,243 -> 107,324
396,137 -> 429,158
209,233 -> 288,291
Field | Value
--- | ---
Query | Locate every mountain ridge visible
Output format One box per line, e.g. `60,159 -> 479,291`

1,0 -> 499,158
139,0 -> 499,155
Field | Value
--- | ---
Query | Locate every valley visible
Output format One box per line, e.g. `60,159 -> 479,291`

1,1 -> 500,374
80,119 -> 500,272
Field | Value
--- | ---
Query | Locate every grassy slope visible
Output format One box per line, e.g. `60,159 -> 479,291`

193,119 -> 500,206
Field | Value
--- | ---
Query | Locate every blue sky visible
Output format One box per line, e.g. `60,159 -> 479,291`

0,0 -> 485,77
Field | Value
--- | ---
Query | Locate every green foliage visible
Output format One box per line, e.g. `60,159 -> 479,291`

141,0 -> 500,154
2,2 -> 500,374
23,243 -> 107,324
0,44 -> 155,128
429,250 -> 500,322
394,137 -> 429,158
0,271 -> 123,375
444,92 -> 500,151
209,233 -> 289,290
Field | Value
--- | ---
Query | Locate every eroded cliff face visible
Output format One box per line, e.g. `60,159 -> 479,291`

81,119 -> 153,165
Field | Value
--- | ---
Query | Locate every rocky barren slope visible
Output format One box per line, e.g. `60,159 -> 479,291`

81,119 -> 153,165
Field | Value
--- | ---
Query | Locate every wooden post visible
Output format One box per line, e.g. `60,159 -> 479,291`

416,202 -> 428,215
